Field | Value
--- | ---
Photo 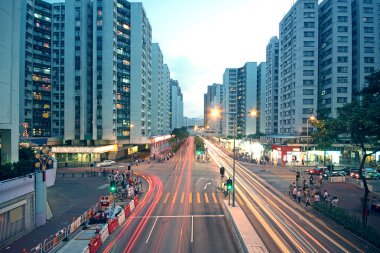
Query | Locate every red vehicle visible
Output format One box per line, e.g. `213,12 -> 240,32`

307,166 -> 327,175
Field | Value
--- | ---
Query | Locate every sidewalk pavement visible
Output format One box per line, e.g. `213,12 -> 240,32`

0,158 -> 157,253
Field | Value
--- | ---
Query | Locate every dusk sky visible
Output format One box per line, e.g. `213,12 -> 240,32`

48,0 -> 297,118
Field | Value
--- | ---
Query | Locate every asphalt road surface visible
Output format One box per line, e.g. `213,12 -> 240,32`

101,137 -> 238,253
204,138 -> 380,253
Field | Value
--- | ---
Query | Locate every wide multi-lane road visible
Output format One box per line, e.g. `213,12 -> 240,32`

204,138 -> 380,253
101,137 -> 238,253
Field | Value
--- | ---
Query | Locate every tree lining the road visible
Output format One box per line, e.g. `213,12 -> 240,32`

312,70 -> 380,229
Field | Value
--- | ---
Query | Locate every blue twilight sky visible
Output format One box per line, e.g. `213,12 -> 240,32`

47,0 -> 296,118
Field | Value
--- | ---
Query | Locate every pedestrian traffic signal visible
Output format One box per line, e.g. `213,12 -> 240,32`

220,167 -> 225,177
110,180 -> 116,193
226,178 -> 232,191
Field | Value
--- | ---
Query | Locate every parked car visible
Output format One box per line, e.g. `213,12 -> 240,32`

342,167 -> 356,175
96,160 -> 115,167
308,166 -> 327,175
363,168 -> 380,180
350,168 -> 360,178
323,170 -> 346,179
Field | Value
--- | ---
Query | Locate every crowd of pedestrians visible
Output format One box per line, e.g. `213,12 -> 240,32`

289,174 -> 339,208
108,170 -> 143,199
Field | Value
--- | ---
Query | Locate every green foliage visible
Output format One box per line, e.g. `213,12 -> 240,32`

194,136 -> 205,152
0,147 -> 35,181
171,127 -> 189,141
313,202 -> 380,248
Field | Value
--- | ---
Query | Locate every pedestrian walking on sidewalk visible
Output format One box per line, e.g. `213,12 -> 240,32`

323,190 -> 329,202
292,187 -> 297,200
306,194 -> 311,207
296,188 -> 301,203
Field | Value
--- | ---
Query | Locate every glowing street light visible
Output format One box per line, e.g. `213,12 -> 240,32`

210,107 -> 258,207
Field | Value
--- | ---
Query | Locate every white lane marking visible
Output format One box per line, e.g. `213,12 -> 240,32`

97,184 -> 109,190
145,216 -> 158,244
203,182 -> 211,190
191,216 -> 194,243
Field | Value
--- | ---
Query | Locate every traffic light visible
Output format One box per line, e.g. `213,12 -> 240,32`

110,180 -> 116,193
226,178 -> 232,191
220,167 -> 225,177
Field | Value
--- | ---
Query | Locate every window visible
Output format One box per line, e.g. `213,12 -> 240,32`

303,51 -> 314,57
363,17 -> 373,23
304,12 -> 315,18
364,27 -> 374,33
337,46 -> 348,52
337,77 -> 348,83
337,56 -> 348,63
337,87 -> 348,93
337,6 -> 348,12
337,97 -> 347,103
364,47 -> 374,53
303,99 -> 314,105
364,37 -> 374,43
363,7 -> 373,13
304,3 -> 315,8
304,31 -> 314,37
338,26 -> 348,32
303,60 -> 314,66
303,89 -> 314,95
364,67 -> 374,73
337,67 -> 348,73
303,80 -> 314,86
304,22 -> 315,28
302,108 -> 314,114
337,16 -> 348,22
304,41 -> 314,47
337,36 -> 348,42
303,70 -> 314,76
364,57 -> 374,63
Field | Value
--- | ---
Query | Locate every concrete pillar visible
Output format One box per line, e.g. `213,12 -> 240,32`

35,171 -> 47,227
1,129 -> 18,164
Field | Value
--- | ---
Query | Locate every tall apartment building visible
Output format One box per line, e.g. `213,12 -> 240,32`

265,36 -> 280,134
204,83 -> 223,135
278,0 -> 319,135
170,80 -> 184,130
130,2 -> 152,143
51,2 -> 65,138
318,0 -> 353,118
20,0 -> 52,139
64,0 -> 93,144
257,62 -> 266,134
162,64 -> 171,134
222,63 -> 258,137
151,43 -> 163,136
351,0 -> 380,97
0,0 -> 21,163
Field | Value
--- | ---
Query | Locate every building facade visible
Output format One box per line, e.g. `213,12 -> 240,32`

151,43 -> 163,136
278,0 -> 319,135
257,62 -> 266,134
162,64 -> 171,134
0,0 -> 21,163
170,80 -> 184,130
318,0 -> 353,118
265,36 -> 279,135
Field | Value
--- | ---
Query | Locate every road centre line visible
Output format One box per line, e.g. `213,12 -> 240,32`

181,192 -> 184,203
172,192 -> 178,204
145,216 -> 158,244
204,192 -> 209,204
189,192 -> 192,204
212,193 -> 218,203
197,192 -> 201,203
163,193 -> 170,204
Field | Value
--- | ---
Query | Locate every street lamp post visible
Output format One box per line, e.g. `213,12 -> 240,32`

306,116 -> 315,165
211,108 -> 257,207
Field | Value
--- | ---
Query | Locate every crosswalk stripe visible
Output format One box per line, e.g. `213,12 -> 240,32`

236,194 -> 244,206
172,192 -> 178,204
181,192 -> 184,204
197,192 -> 201,204
163,193 -> 170,204
189,192 -> 192,204
212,193 -> 218,203
204,193 -> 209,204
